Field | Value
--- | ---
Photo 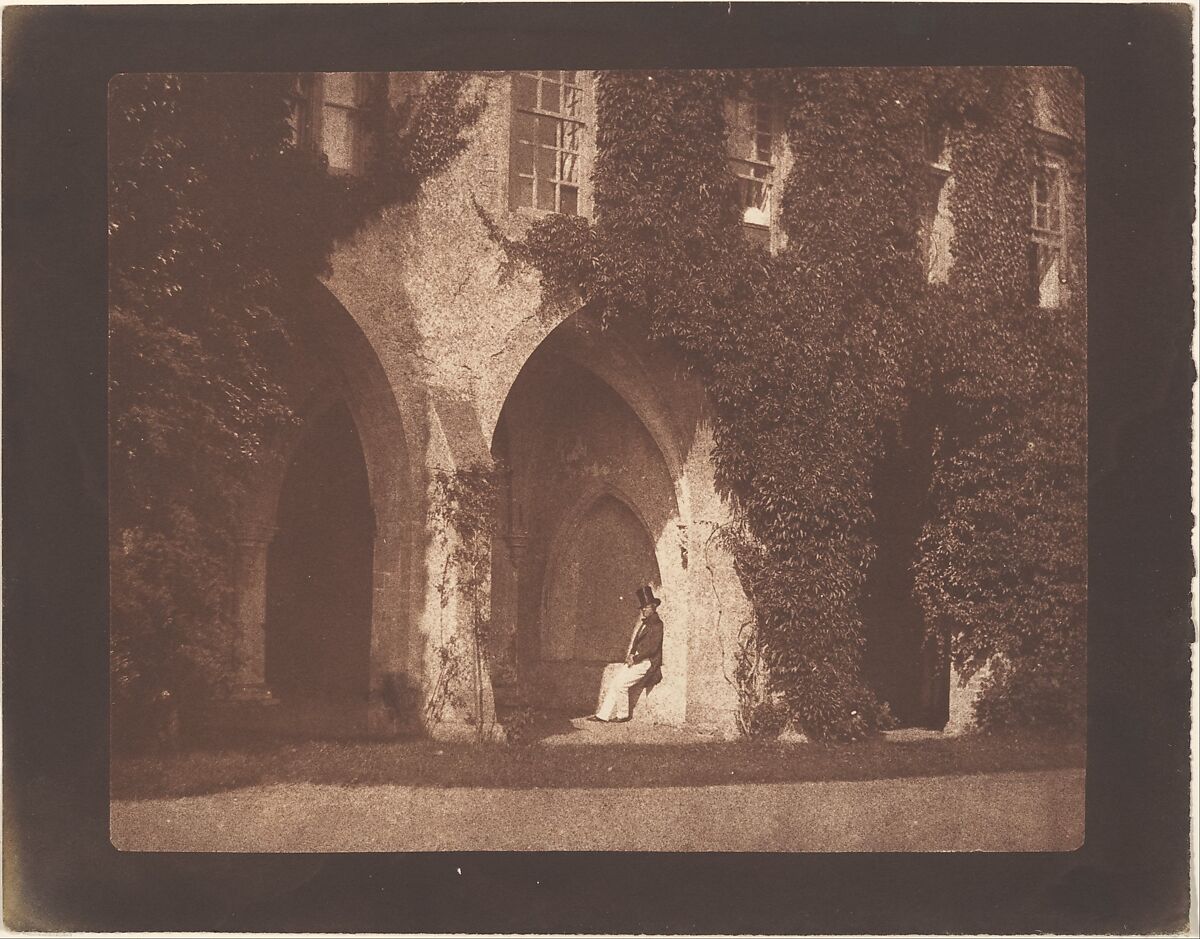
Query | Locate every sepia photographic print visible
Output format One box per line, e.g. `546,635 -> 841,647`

108,65 -> 1088,854
5,3 -> 1195,934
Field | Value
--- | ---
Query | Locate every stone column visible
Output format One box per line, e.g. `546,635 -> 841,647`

502,529 -> 529,686
946,646 -> 994,735
503,463 -> 530,682
231,523 -> 278,703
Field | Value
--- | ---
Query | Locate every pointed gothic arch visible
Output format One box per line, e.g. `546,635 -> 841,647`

488,309 -> 690,718
228,281 -> 420,733
540,481 -> 663,664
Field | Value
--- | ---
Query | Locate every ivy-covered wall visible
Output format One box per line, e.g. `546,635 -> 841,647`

517,67 -> 1086,740
108,71 -> 487,743
114,67 -> 1085,745
318,72 -> 751,736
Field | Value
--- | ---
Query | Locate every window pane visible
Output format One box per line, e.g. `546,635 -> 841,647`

743,224 -> 770,248
740,176 -> 770,225
755,131 -> 772,162
560,150 -> 578,183
756,105 -> 772,135
513,176 -> 534,209
537,114 -> 558,146
514,74 -> 538,110
289,98 -> 308,146
321,106 -> 355,170
739,178 -> 760,210
510,71 -> 590,216
512,140 -> 535,175
562,85 -> 582,118
1034,173 -> 1048,204
515,110 -> 538,144
560,185 -> 578,216
754,182 -> 770,213
560,120 -> 580,153
1049,197 -> 1062,233
1048,168 -> 1064,231
322,72 -> 358,107
730,96 -> 774,169
540,79 -> 561,113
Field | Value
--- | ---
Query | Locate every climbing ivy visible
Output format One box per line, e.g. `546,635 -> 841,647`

109,72 -> 484,738
429,463 -> 505,741
512,68 -> 1086,739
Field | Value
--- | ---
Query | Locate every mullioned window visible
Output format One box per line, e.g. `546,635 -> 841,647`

509,70 -> 585,215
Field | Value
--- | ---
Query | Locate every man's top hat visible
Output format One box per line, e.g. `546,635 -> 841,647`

636,585 -> 662,609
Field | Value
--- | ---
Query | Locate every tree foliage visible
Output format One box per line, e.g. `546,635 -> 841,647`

109,72 -> 483,731
514,68 -> 1086,739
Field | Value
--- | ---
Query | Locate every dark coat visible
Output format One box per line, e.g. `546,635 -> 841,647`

628,611 -> 664,687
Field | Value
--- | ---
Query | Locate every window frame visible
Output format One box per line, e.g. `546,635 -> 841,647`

727,94 -> 778,241
290,72 -> 372,176
288,73 -> 318,150
1030,143 -> 1070,307
919,120 -> 955,283
508,70 -> 588,217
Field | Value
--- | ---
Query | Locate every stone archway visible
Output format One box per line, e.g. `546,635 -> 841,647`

490,314 -> 688,719
227,282 -> 419,735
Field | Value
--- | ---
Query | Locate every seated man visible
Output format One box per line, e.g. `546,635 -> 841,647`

589,586 -> 664,723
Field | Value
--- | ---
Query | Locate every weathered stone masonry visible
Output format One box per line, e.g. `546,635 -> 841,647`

227,72 -> 750,737
223,69 -> 1078,738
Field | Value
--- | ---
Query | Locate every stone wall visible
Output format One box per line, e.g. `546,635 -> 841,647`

203,68 -> 1088,740
257,72 -> 753,734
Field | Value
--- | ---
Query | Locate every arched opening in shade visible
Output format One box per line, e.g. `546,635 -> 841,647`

265,401 -> 374,707
862,406 -> 948,729
490,331 -> 680,715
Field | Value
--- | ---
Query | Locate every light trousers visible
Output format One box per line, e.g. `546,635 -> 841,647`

595,659 -> 653,721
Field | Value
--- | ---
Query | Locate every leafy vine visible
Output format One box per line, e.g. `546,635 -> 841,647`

505,68 -> 1086,739
428,463 -> 504,741
108,72 -> 485,733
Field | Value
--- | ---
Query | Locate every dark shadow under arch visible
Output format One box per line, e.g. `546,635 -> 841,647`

225,279 -> 424,737
489,322 -> 684,715
265,401 -> 374,703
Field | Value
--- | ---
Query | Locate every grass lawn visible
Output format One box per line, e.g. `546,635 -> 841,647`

112,725 -> 1084,801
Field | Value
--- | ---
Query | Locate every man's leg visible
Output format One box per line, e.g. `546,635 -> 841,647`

594,670 -> 630,721
595,661 -> 652,721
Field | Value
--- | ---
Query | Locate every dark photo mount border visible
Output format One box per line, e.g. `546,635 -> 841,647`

2,3 -> 1193,933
